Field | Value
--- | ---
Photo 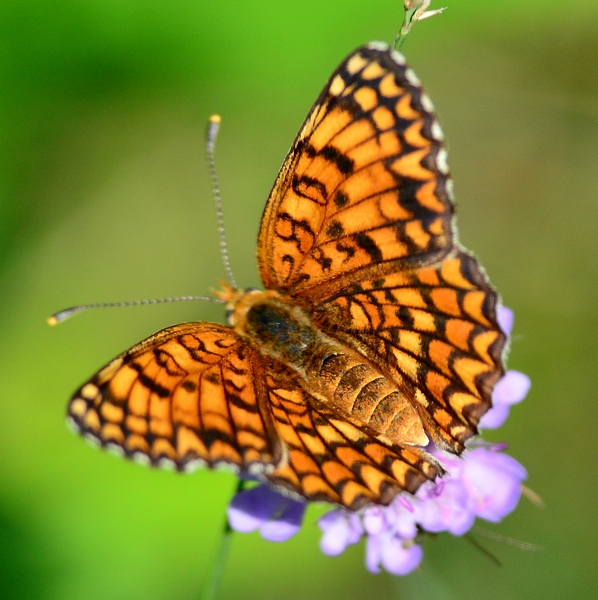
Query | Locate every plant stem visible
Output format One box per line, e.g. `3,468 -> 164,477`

200,479 -> 246,600
393,6 -> 420,51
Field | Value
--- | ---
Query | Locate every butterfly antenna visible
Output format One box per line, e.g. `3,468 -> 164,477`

471,526 -> 542,552
47,295 -> 224,325
206,115 -> 237,290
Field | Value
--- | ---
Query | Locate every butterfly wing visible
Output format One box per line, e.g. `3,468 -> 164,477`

258,42 -> 452,299
262,365 -> 442,510
257,42 -> 504,453
314,250 -> 506,453
67,322 -> 282,473
68,320 -> 440,508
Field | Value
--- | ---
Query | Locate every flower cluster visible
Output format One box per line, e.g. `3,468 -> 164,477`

227,307 -> 530,576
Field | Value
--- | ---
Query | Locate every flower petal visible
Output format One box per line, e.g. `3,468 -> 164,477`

462,449 -> 527,522
319,511 -> 363,556
497,306 -> 514,336
386,500 -> 418,539
480,371 -> 531,429
365,534 -> 382,573
493,371 -> 531,405
227,485 -> 275,532
414,479 -> 475,536
478,403 -> 511,429
227,484 -> 306,542
260,498 -> 306,542
363,506 -> 386,535
380,535 -> 423,575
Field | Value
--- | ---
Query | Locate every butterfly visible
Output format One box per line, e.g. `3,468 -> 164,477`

66,42 -> 506,511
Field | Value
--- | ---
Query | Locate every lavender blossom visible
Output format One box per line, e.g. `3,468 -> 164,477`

227,484 -> 306,542
479,370 -> 530,429
227,306 -> 529,576
479,305 -> 531,429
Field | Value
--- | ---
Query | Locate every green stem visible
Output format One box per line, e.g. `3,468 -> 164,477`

393,7 -> 419,51
200,479 -> 246,600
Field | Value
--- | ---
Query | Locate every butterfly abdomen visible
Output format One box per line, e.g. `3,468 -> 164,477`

309,347 -> 429,448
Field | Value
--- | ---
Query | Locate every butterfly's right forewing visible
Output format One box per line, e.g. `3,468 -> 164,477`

258,43 -> 453,299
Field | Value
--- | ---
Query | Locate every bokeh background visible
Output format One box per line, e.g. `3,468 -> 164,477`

1,1 -> 597,598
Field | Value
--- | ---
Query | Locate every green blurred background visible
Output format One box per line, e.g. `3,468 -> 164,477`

1,1 -> 597,598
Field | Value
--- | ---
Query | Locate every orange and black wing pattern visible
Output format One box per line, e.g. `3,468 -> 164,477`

315,249 -> 506,453
67,323 -> 282,473
64,42 -> 504,510
258,42 -> 453,299
262,365 -> 442,510
67,320 -> 441,508
258,43 -> 505,450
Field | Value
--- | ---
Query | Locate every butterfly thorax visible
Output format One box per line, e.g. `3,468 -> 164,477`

222,286 -> 324,371
225,286 -> 429,448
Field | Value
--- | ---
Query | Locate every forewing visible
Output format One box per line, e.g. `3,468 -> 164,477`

67,322 -> 281,473
315,250 -> 506,453
258,42 -> 452,298
262,365 -> 442,510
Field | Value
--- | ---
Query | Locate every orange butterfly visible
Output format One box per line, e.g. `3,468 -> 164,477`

65,42 -> 505,511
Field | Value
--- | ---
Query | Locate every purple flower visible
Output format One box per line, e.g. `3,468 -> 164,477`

227,484 -> 306,542
460,448 -> 528,522
227,307 -> 530,576
366,532 -> 423,575
497,305 -> 514,337
318,510 -> 363,555
316,443 -> 527,576
480,370 -> 530,429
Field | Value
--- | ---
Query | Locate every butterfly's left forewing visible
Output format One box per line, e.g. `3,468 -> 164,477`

67,323 -> 282,473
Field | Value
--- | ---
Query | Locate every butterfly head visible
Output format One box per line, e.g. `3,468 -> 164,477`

213,280 -> 265,327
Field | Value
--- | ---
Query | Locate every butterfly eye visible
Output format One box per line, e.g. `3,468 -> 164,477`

244,287 -> 259,293
226,309 -> 234,323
